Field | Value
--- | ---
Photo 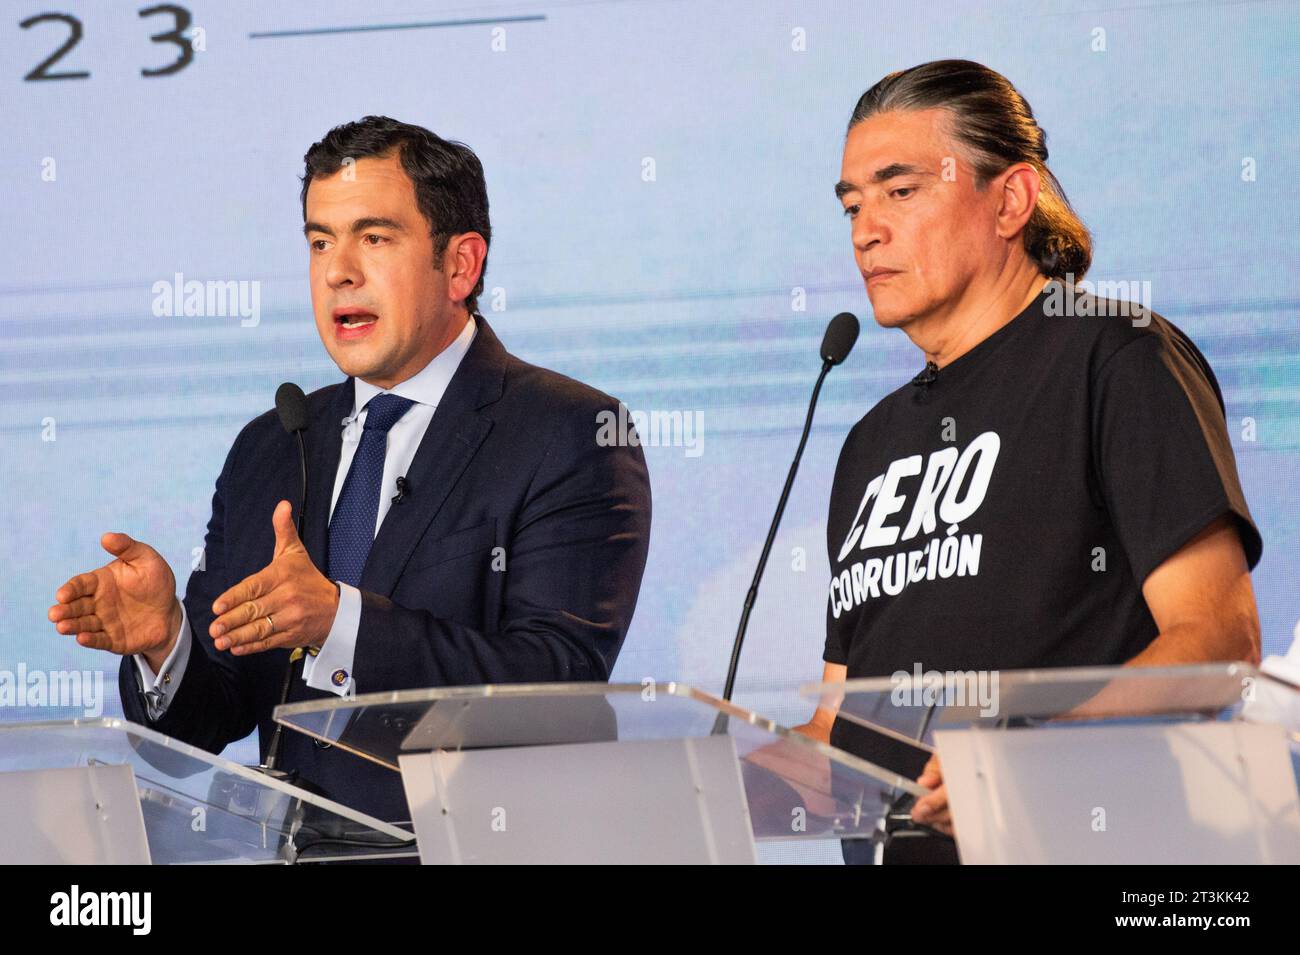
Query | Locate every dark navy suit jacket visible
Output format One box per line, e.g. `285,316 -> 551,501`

119,318 -> 652,823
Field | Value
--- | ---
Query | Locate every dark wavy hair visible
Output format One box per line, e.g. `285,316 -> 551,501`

849,60 -> 1091,281
301,115 -> 491,313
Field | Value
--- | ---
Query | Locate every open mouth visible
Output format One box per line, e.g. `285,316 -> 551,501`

333,310 -> 379,338
335,312 -> 377,328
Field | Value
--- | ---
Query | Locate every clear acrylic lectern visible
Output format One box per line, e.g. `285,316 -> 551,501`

0,718 -> 415,864
802,662 -> 1300,864
274,682 -> 920,863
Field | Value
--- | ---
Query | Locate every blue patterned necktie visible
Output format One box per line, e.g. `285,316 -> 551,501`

327,392 -> 416,587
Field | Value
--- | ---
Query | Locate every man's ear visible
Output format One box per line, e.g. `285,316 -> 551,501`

443,232 -> 488,307
994,163 -> 1041,240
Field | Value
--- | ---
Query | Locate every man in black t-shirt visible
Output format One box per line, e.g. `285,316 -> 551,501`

797,61 -> 1263,864
824,281 -> 1261,681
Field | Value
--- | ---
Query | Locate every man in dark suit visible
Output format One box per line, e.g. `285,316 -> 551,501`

48,117 -> 652,825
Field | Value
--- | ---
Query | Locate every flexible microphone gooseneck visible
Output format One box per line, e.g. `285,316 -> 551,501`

719,312 -> 860,706
262,382 -> 309,775
254,385 -> 419,856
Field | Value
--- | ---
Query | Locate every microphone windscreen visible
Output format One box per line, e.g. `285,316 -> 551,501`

821,312 -> 860,365
275,382 -> 309,434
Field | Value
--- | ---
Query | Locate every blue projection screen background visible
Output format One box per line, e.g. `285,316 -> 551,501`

5,0 -> 1299,771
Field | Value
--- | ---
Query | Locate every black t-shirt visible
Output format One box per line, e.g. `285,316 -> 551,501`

823,280 -> 1262,687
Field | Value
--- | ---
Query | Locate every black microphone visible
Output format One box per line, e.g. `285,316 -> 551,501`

275,382 -> 309,537
720,312 -> 860,707
821,310 -> 860,366
392,475 -> 410,505
264,382 -> 310,775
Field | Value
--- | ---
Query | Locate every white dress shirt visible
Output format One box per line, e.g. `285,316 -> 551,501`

134,316 -> 478,718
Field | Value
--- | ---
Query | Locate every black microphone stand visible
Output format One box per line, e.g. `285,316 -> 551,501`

262,428 -> 308,776
712,359 -> 835,734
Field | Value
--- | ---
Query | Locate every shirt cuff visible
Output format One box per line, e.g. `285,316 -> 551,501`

132,602 -> 192,720
302,582 -> 359,697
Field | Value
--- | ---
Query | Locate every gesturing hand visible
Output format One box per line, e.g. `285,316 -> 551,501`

49,533 -> 181,661
209,500 -> 339,655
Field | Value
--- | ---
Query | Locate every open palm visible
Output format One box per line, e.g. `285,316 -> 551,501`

49,532 -> 179,657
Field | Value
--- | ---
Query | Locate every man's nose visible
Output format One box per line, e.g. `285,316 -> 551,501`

852,209 -> 886,253
326,242 -> 363,289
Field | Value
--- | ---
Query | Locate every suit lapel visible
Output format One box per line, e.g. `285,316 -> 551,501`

302,378 -> 354,574
361,411 -> 492,597
360,317 -> 509,597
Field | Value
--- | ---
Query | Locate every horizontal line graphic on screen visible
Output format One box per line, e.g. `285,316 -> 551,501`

248,15 -> 547,40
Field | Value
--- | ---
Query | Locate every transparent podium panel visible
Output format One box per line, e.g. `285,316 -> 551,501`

800,663 -> 1300,863
801,662 -> 1298,743
275,682 -> 928,848
0,718 -> 414,864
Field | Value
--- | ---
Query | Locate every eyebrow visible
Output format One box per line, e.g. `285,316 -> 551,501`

302,216 -> 407,238
834,163 -> 934,198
